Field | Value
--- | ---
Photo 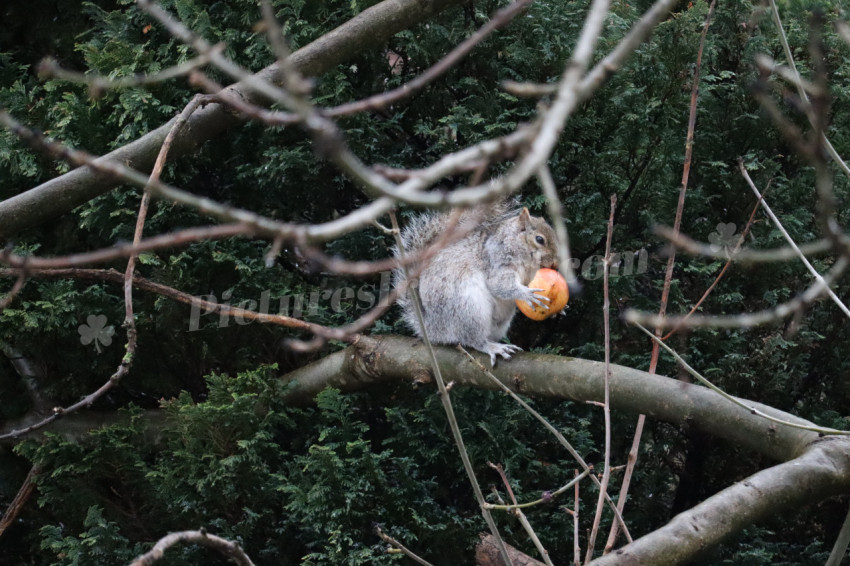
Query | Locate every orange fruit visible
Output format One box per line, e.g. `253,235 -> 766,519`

516,268 -> 569,321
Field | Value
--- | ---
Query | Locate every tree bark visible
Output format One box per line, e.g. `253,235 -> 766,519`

588,438 -> 850,565
476,533 -> 546,566
278,335 -> 850,566
0,0 -> 466,240
280,335 -> 819,462
4,334 -> 848,566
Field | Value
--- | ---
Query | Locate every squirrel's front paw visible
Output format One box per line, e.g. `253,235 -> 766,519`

482,342 -> 523,366
520,286 -> 551,310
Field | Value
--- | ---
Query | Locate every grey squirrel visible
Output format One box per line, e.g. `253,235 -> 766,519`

393,203 -> 559,365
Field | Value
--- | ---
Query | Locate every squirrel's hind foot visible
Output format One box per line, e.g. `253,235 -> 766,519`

482,342 -> 523,367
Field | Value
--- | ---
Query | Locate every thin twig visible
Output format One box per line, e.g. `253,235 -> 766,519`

483,469 -> 591,510
295,208 -> 478,277
738,160 -> 850,320
624,254 -> 850,329
374,526 -> 435,566
0,100 -> 203,440
768,0 -> 850,179
330,0 -> 534,117
753,13 -> 845,254
489,463 -> 555,566
633,322 -> 850,437
0,464 -> 41,538
139,0 -> 404,207
537,164 -> 579,287
0,265 -> 393,348
458,347 -> 632,543
654,0 -> 716,336
37,49 -> 221,96
584,194 -> 616,563
317,0 -> 678,211
0,223 -> 253,269
655,225 -> 837,263
389,212 -> 515,566
572,471 -> 581,566
825,501 -> 850,566
490,462 -> 520,506
661,185 -> 764,340
2,0 -> 680,241
0,269 -> 27,310
605,2 -> 715,551
0,109 -> 394,244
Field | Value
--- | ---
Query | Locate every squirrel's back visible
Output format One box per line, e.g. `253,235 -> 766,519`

396,202 -> 514,254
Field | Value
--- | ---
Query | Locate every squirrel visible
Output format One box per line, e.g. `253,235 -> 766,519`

393,202 -> 559,366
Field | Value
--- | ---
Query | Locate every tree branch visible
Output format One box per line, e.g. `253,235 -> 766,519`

0,0 -> 467,240
588,438 -> 850,566
130,529 -> 256,566
280,335 -> 818,462
278,335 -> 850,565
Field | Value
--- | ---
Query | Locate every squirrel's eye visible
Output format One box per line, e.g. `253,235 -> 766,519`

535,235 -> 545,245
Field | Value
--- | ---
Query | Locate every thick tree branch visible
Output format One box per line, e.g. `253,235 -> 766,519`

0,332 -> 826,465
280,335 -> 818,462
4,333 -> 844,566
588,438 -> 850,566
476,533 -> 546,566
281,336 -> 850,565
0,0 -> 466,240
3,332 -> 842,565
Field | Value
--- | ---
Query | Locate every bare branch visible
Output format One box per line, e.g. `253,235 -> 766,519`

0,339 -> 52,414
624,254 -> 849,329
0,111 -> 391,243
588,439 -> 850,566
483,469 -> 591,511
0,223 -> 255,270
0,269 -> 27,310
129,529 -> 256,566
283,334 -> 820,463
459,347 -> 632,544
585,195 -> 617,562
768,0 -> 850,179
0,464 -> 41,538
389,212 -> 516,566
633,322 -> 849,437
488,463 -> 555,566
655,225 -> 836,263
607,2 -> 715,550
37,48 -> 222,96
374,526 -> 435,566
660,187 -> 763,341
0,103 -> 204,441
0,0 -> 470,239
537,165 -> 579,287
343,0 -> 680,211
739,160 -> 850,319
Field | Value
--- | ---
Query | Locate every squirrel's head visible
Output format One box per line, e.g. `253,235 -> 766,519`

519,207 -> 559,271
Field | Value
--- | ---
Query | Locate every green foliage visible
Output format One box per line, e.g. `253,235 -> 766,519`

39,506 -> 142,566
715,527 -> 831,565
10,369 -> 601,565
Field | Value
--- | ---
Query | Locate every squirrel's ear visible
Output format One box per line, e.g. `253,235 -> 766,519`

519,207 -> 531,226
